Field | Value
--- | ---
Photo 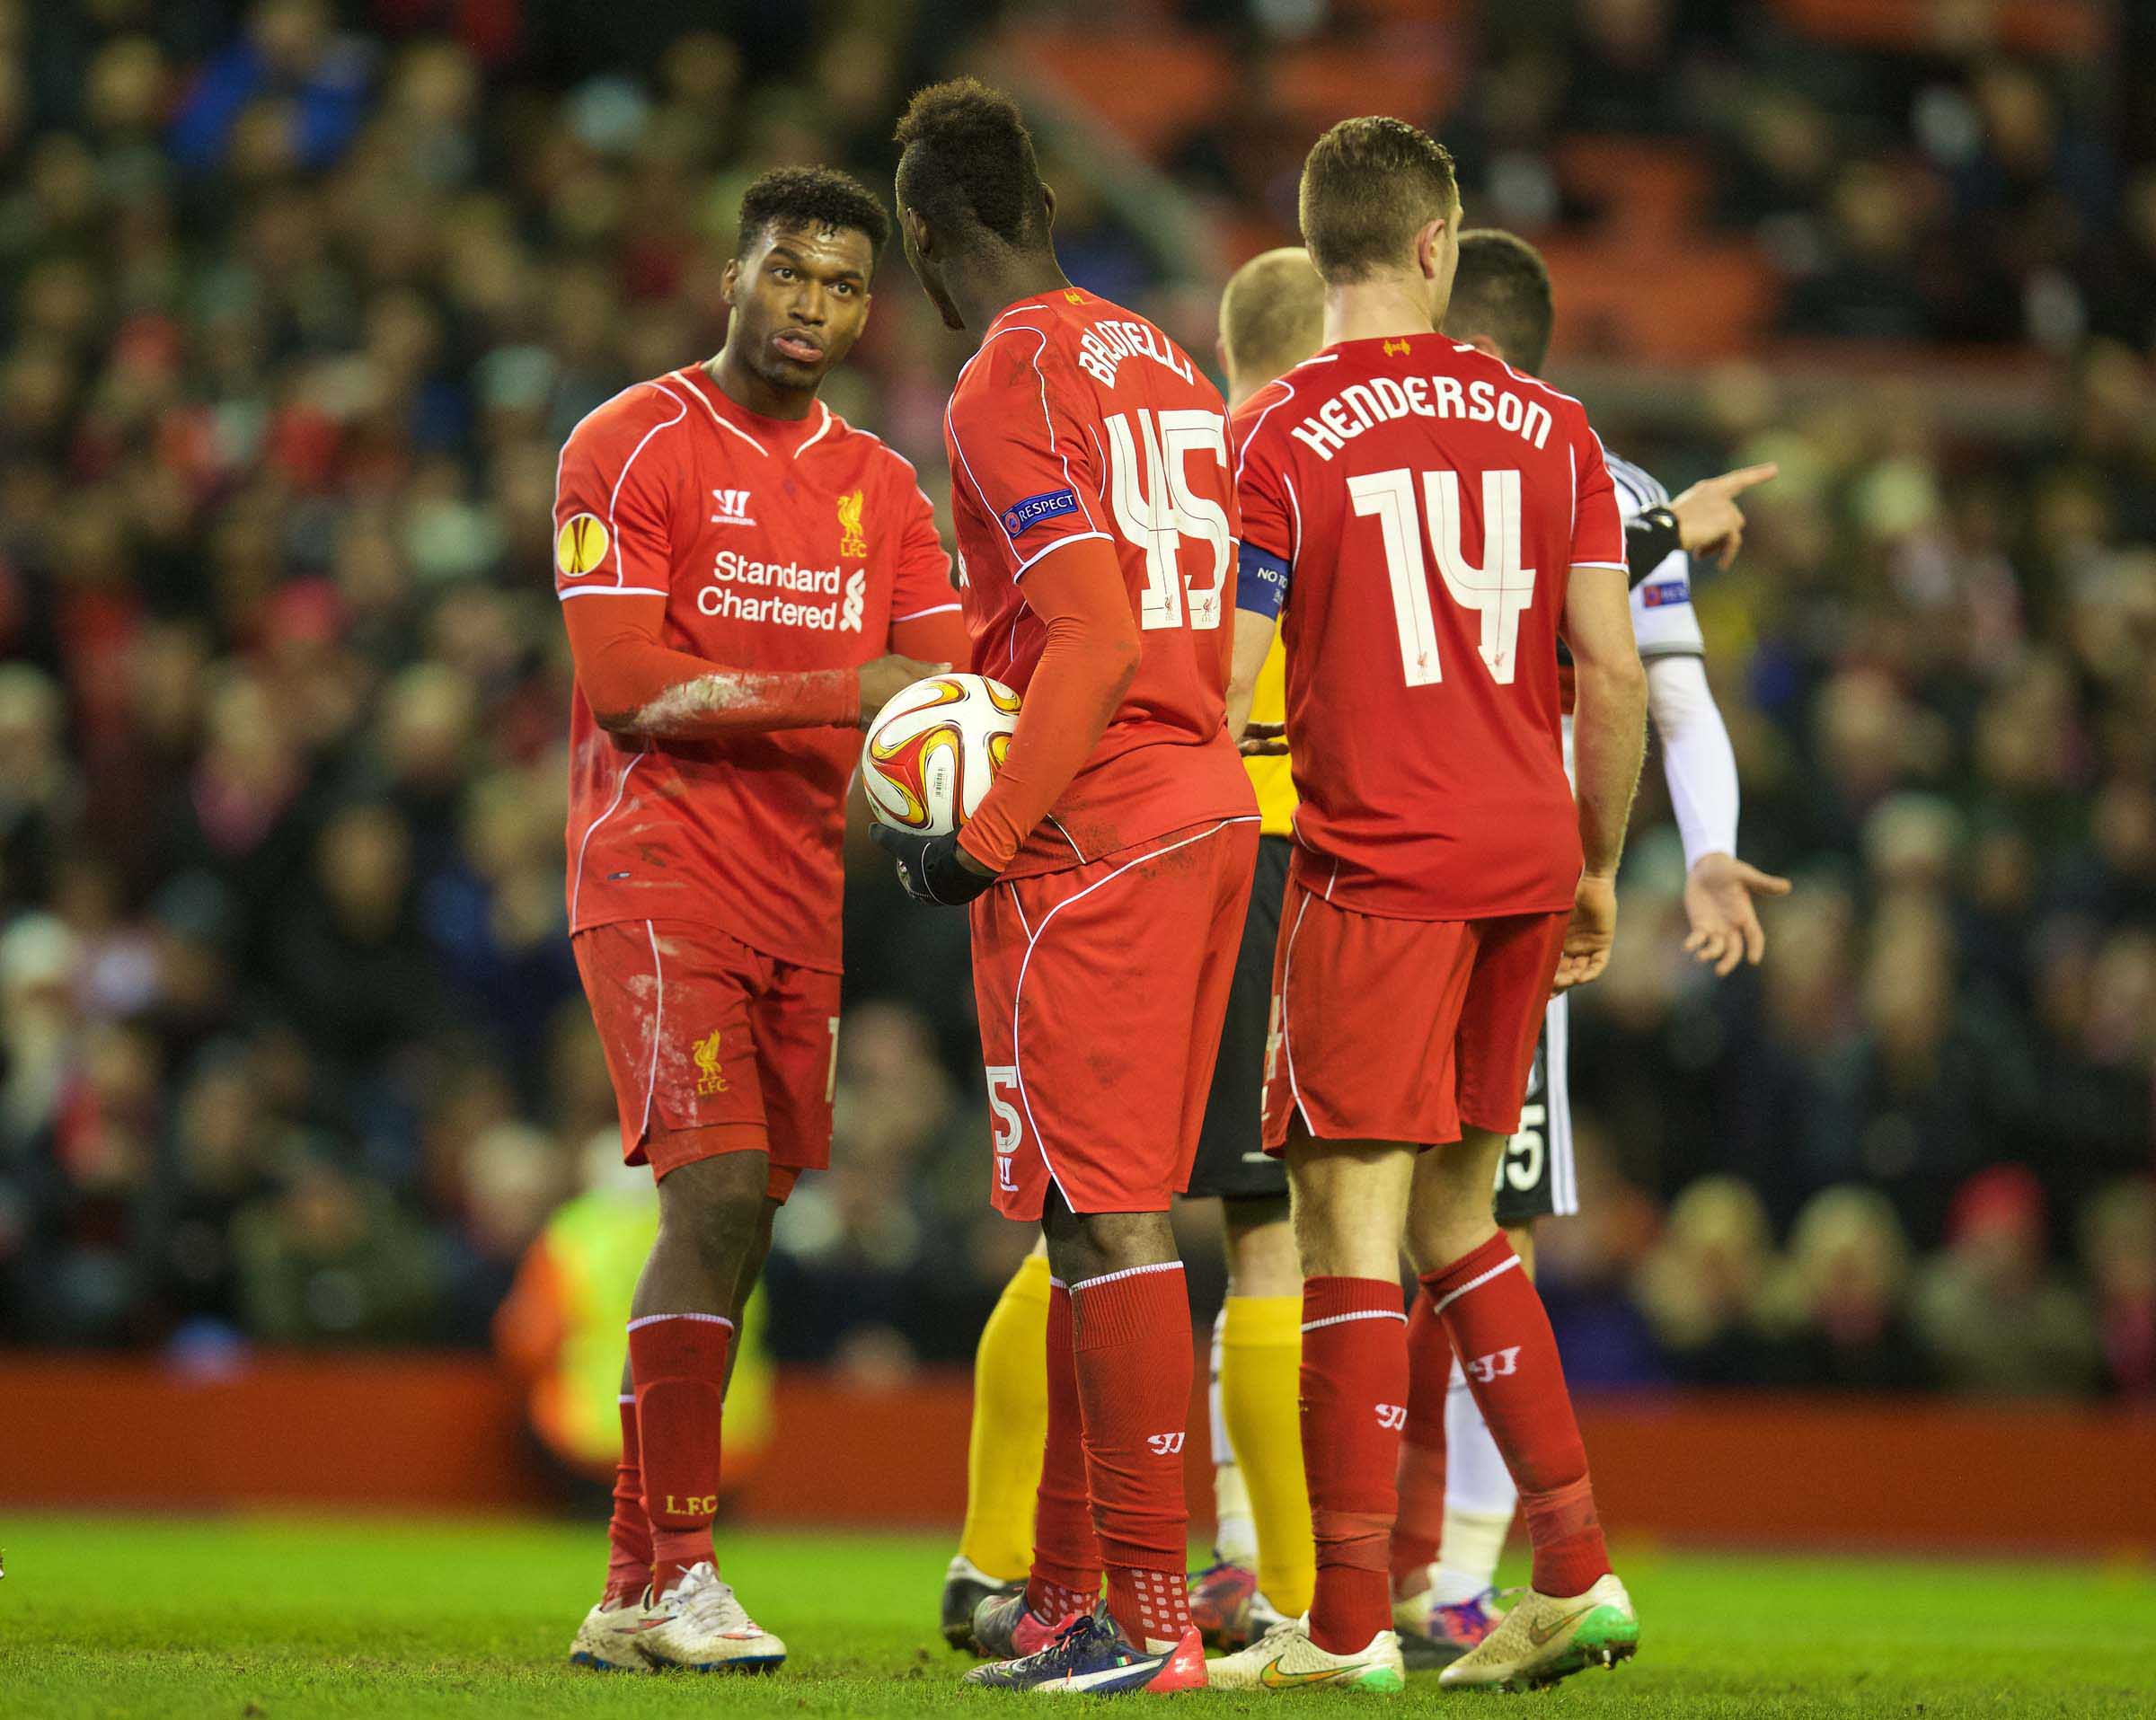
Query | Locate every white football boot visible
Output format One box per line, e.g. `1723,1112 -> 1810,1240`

633,1561 -> 787,1673
1436,1572 -> 1638,1691
569,1592 -> 661,1671
1206,1615 -> 1406,1693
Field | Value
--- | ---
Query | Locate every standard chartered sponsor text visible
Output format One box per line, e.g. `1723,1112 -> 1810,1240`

696,551 -> 867,631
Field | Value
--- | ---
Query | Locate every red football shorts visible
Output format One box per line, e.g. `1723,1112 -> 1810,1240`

572,918 -> 839,1201
970,816 -> 1259,1222
1262,888 -> 1568,1149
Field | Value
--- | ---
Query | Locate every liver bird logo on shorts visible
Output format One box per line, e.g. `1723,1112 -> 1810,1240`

836,490 -> 868,559
693,1029 -> 729,1096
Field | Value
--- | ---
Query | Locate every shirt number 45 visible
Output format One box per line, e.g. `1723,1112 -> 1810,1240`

1105,409 -> 1230,632
1348,466 -> 1536,686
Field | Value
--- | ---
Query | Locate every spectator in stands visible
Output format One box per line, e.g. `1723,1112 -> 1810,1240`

1780,163 -> 1939,341
232,1151 -> 439,1345
1913,1166 -> 2102,1397
0,2 -> 2143,1391
1847,895 -> 2036,1244
170,0 -> 374,175
142,1043 -> 286,1335
2081,1179 -> 2156,1398
435,1120 -> 571,1344
1765,1186 -> 1933,1392
1634,1178 -> 1789,1387
270,801 -> 448,1087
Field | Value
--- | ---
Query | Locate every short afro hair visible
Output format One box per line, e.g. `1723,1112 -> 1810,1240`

893,77 -> 1047,248
1447,230 -> 1555,375
1298,116 -> 1459,284
736,166 -> 891,264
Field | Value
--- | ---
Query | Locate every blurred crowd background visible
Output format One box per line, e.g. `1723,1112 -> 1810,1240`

0,0 -> 2150,1407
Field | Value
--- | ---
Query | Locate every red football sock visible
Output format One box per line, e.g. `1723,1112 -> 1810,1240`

1300,1275 -> 1409,1654
604,1393 -> 654,1605
1426,1233 -> 1609,1598
1069,1262 -> 1194,1649
1390,1286 -> 1452,1595
1028,1280 -> 1103,1622
628,1311 -> 732,1597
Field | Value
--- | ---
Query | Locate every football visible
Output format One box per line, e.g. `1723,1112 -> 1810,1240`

861,673 -> 1021,836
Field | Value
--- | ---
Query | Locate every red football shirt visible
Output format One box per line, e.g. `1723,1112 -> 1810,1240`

1234,335 -> 1627,920
943,288 -> 1253,874
553,365 -> 959,969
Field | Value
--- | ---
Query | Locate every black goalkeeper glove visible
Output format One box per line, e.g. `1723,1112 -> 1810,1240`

870,825 -> 998,907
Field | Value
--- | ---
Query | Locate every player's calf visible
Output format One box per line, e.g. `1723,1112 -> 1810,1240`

1283,1138 -> 1417,1660
631,1144 -> 771,1594
1418,1226 -> 1612,1603
1041,1198 -> 1200,1654
599,1392 -> 653,1610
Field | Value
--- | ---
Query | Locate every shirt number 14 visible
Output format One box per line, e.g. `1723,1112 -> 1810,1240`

1347,466 -> 1535,686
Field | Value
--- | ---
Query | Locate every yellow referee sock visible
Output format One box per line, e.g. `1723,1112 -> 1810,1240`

958,1250 -> 1053,1582
1221,1294 -> 1314,1617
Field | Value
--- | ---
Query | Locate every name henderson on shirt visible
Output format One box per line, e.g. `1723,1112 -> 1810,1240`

1287,368 -> 1555,461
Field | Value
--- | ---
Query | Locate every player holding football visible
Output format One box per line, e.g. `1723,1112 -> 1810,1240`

552,167 -> 968,1672
878,78 -> 1259,1695
934,250 -> 1328,1660
1210,119 -> 1647,1694
1385,229 -> 1790,1664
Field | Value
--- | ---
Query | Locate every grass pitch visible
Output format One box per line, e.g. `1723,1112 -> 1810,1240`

0,1517 -> 2151,1716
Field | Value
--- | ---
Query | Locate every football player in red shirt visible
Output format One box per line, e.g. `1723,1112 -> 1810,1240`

1211,119 -> 1648,1693
878,79 -> 1258,1695
1387,230 -> 1789,1665
552,167 -> 967,1673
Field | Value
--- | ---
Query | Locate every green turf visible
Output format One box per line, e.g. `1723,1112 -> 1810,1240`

0,1518 -> 2151,1716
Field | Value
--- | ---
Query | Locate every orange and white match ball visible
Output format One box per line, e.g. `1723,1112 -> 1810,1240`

861,673 -> 1021,837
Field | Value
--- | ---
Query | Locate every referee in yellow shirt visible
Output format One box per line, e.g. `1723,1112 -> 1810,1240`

1173,249 -> 1331,1646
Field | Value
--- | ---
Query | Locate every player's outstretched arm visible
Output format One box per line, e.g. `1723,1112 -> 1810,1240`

562,591 -> 946,738
1645,653 -> 1792,976
1558,564 -> 1648,991
1671,462 -> 1777,569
